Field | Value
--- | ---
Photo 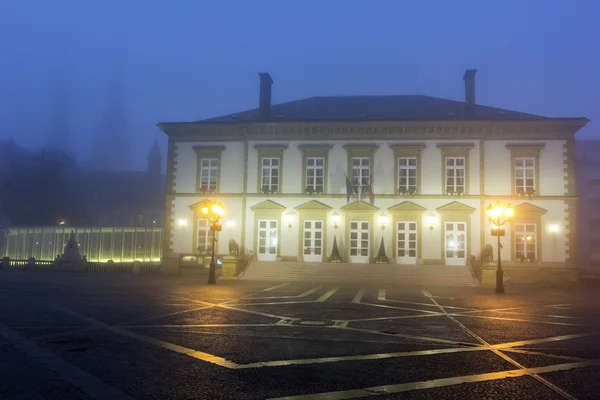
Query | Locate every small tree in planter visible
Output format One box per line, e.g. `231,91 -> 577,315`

329,236 -> 342,263
305,187 -> 315,195
374,237 -> 389,264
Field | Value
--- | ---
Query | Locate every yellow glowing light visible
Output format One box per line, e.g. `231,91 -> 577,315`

226,220 -> 235,228
177,218 -> 188,227
526,236 -> 532,241
426,214 -> 436,226
58,220 -> 66,225
212,203 -> 224,217
505,205 -> 514,218
201,207 -> 209,215
378,214 -> 389,227
331,212 -> 340,225
549,224 -> 559,234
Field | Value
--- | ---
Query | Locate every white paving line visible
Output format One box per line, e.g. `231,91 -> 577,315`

0,321 -> 135,400
377,289 -> 386,301
351,289 -> 365,304
452,313 -> 592,328
54,306 -> 240,369
421,289 -> 579,400
258,286 -> 322,299
268,359 -> 600,400
316,287 -> 340,302
262,282 -> 291,292
237,346 -> 488,368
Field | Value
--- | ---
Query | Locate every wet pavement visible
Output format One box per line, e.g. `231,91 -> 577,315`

1,271 -> 599,399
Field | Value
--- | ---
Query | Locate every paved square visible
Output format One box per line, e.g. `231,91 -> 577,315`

1,271 -> 599,399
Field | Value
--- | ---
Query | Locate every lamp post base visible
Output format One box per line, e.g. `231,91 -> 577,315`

208,262 -> 217,284
495,269 -> 505,294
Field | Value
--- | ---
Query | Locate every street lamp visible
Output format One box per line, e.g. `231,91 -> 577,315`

331,212 -> 340,230
486,201 -> 514,294
201,202 -> 225,284
379,213 -> 389,230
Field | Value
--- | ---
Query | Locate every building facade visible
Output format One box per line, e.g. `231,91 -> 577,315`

158,71 -> 587,270
576,140 -> 600,274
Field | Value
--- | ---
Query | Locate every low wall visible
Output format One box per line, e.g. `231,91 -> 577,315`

481,266 -> 580,288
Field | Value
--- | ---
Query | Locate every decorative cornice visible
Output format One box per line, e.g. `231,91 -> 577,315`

159,119 -> 588,142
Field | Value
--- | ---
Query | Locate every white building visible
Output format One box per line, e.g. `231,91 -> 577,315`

158,70 -> 587,279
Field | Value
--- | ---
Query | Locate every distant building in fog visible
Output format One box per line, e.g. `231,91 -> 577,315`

576,140 -> 600,274
82,139 -> 164,227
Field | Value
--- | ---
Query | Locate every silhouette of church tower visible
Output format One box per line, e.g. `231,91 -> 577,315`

90,50 -> 130,171
147,138 -> 162,176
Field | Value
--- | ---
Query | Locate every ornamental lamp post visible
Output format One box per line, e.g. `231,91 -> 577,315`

486,202 -> 514,294
201,202 -> 225,284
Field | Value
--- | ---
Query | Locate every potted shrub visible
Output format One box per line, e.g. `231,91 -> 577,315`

374,238 -> 389,264
329,236 -> 342,263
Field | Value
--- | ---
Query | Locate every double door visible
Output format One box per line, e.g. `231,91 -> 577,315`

445,222 -> 466,266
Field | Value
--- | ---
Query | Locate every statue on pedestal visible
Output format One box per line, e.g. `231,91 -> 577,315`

55,230 -> 86,271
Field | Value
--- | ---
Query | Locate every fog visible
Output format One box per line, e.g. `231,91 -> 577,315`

1,0 -> 599,171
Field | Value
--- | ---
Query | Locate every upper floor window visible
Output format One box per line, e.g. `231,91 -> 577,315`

506,143 -> 544,196
515,223 -> 537,262
351,157 -> 370,191
255,144 -> 288,194
390,144 -> 425,195
306,157 -> 324,193
398,157 -> 417,193
261,157 -> 280,192
299,145 -> 332,195
194,146 -> 225,194
445,157 -> 465,194
515,157 -> 535,195
199,158 -> 218,192
437,143 -> 473,195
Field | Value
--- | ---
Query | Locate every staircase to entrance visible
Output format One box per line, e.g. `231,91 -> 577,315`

238,262 -> 478,286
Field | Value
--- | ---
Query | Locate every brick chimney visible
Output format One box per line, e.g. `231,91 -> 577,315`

259,72 -> 273,120
463,69 -> 477,110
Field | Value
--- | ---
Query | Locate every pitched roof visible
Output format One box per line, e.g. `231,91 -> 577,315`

197,95 -> 547,123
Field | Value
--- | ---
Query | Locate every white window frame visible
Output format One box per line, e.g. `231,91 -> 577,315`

199,158 -> 218,192
445,157 -> 465,193
515,223 -> 537,261
398,157 -> 417,192
351,157 -> 370,192
515,157 -> 535,194
306,157 -> 324,192
349,220 -> 370,263
197,218 -> 211,254
303,220 -> 323,262
396,221 -> 417,264
257,219 -> 278,261
261,157 -> 280,192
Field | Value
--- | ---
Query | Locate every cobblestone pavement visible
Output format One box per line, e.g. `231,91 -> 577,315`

1,271 -> 599,399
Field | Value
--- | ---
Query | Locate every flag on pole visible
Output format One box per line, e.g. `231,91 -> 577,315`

369,173 -> 375,205
344,172 -> 353,204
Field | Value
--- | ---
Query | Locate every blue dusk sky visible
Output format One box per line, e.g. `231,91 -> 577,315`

0,0 -> 598,170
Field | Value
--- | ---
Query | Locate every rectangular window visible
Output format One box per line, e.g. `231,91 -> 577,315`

351,157 -> 370,192
515,158 -> 535,194
261,158 -> 280,192
306,157 -> 324,192
199,158 -> 218,192
398,157 -> 417,192
445,157 -> 465,193
515,223 -> 537,261
197,219 -> 211,254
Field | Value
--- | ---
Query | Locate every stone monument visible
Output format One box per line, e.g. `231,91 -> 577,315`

54,231 -> 86,271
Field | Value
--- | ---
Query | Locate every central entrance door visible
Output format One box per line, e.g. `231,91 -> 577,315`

303,220 -> 323,262
257,219 -> 278,261
445,222 -> 466,266
396,221 -> 417,265
350,221 -> 370,264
